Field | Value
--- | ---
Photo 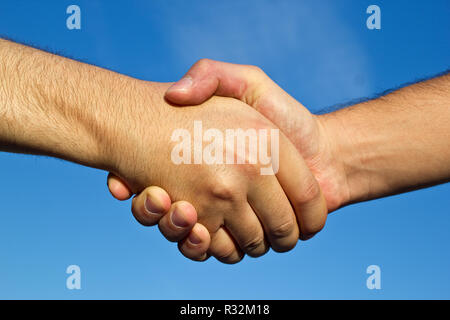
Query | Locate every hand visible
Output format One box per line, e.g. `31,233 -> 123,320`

108,82 -> 327,263
108,60 -> 341,262
163,59 -> 349,212
110,59 -> 347,211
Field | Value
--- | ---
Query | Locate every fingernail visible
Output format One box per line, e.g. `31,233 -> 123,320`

167,76 -> 193,93
145,197 -> 163,216
188,232 -> 202,245
171,207 -> 189,228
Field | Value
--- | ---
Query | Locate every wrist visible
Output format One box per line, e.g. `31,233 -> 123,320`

48,64 -> 151,173
99,79 -> 169,192
316,107 -> 371,209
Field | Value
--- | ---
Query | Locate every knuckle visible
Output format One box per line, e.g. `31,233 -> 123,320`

301,216 -> 327,239
242,235 -> 267,257
247,65 -> 265,76
247,65 -> 270,84
195,58 -> 213,71
270,218 -> 296,239
208,175 -> 241,203
295,180 -> 321,206
272,237 -> 297,253
215,246 -> 241,264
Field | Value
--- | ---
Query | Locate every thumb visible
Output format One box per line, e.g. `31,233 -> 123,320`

165,59 -> 270,106
107,172 -> 133,200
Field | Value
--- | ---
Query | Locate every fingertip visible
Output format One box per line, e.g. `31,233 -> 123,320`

158,201 -> 198,242
188,223 -> 211,247
170,201 -> 198,229
178,223 -> 211,261
165,89 -> 189,105
107,174 -> 133,201
144,186 -> 172,214
165,73 -> 216,106
165,76 -> 194,105
131,186 -> 172,227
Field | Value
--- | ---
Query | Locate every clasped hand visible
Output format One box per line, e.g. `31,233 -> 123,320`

106,60 -> 340,264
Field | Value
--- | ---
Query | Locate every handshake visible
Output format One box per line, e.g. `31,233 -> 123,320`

1,39 -> 448,264
106,59 -> 337,263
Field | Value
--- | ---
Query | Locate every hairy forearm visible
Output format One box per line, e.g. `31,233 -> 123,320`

321,74 -> 450,205
0,38 -> 155,172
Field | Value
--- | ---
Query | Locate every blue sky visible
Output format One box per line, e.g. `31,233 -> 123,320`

0,0 -> 449,299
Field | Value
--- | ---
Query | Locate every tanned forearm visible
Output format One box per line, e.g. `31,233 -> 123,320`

0,38 -> 156,172
321,73 -> 450,205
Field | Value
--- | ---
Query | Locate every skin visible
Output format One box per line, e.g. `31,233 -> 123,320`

109,59 -> 450,261
0,40 -> 328,264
